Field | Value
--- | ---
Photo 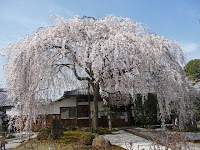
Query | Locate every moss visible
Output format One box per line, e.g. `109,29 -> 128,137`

17,130 -> 102,150
98,128 -> 118,135
58,130 -> 97,144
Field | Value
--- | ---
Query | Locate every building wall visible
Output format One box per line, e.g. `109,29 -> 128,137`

36,96 -> 133,128
50,97 -> 77,114
49,96 -> 104,119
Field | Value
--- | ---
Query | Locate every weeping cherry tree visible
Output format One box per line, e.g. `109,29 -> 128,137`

3,15 -> 198,132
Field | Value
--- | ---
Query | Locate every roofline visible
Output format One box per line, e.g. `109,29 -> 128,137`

0,88 -> 6,92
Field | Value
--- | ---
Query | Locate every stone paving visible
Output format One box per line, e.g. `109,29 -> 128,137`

102,129 -> 200,150
4,132 -> 37,150
125,127 -> 200,150
101,130 -> 168,150
131,127 -> 200,141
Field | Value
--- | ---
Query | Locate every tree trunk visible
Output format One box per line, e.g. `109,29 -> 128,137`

107,95 -> 112,131
91,83 -> 100,133
178,113 -> 185,130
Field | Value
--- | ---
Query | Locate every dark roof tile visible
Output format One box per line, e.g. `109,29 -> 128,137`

0,89 -> 13,107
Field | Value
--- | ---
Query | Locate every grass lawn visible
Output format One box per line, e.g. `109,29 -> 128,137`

15,130 -> 125,150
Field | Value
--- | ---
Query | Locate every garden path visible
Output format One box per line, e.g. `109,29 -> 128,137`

123,127 -> 200,150
5,132 -> 37,149
101,130 -> 168,150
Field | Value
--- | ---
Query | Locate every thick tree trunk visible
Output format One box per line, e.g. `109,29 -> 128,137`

107,95 -> 112,131
178,113 -> 185,130
91,83 -> 100,133
108,107 -> 112,131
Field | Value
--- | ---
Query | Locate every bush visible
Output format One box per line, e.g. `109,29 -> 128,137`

0,125 -> 2,136
37,128 -> 50,140
51,118 -> 64,139
66,125 -> 78,131
133,94 -> 159,126
81,132 -> 95,145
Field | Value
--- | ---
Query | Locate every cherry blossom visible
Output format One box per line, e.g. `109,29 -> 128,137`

3,15 -> 198,131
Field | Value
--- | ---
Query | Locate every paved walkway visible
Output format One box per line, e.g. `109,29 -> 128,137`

102,129 -> 200,150
101,130 -> 168,150
128,127 -> 200,141
126,127 -> 200,150
5,132 -> 37,150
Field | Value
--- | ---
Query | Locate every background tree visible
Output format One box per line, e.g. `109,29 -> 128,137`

3,15 -> 198,132
184,59 -> 200,79
184,59 -> 200,127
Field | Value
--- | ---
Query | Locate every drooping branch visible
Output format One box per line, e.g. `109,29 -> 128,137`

3,15 -> 198,132
54,63 -> 72,68
72,65 -> 91,81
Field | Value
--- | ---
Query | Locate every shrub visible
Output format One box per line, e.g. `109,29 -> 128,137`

37,128 -> 50,140
67,125 -> 78,131
81,132 -> 95,145
58,130 -> 88,144
133,94 -> 159,126
51,118 -> 64,139
0,125 -> 2,136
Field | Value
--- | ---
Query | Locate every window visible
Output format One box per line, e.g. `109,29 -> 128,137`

60,107 -> 76,119
77,105 -> 89,117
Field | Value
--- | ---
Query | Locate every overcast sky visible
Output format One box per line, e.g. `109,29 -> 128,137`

0,0 -> 200,86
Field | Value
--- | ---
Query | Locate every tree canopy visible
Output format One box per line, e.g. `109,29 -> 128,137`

184,59 -> 200,79
3,15 -> 198,131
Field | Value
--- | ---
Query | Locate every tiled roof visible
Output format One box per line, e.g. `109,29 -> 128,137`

0,88 -> 13,107
64,89 -> 93,97
55,88 -> 93,101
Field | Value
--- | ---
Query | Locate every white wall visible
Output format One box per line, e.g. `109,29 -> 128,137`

50,97 -> 76,114
47,97 -> 105,118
